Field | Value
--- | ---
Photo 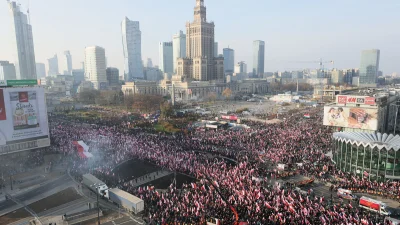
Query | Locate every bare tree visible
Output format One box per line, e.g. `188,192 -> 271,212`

222,88 -> 233,100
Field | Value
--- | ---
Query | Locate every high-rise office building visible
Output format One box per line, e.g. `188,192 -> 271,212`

72,69 -> 85,85
343,69 -> 356,85
144,67 -> 163,81
253,40 -> 265,78
214,42 -> 218,57
84,46 -> 107,90
106,67 -> 120,86
63,51 -> 72,75
359,49 -> 380,87
173,30 -> 186,73
331,69 -> 344,84
159,42 -> 173,74
0,61 -> 16,80
9,1 -> 37,79
176,0 -> 224,81
146,58 -> 153,68
36,63 -> 46,79
223,48 -> 235,74
47,54 -> 59,76
121,17 -> 144,81
234,61 -> 247,74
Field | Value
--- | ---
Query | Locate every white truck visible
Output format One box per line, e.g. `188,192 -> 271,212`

108,188 -> 144,214
359,196 -> 391,215
82,174 -> 109,198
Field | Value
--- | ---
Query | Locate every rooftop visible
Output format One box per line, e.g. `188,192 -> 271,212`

333,132 -> 400,151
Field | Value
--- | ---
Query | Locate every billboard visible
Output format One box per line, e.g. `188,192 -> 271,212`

0,87 -> 50,155
336,95 -> 376,105
323,106 -> 378,131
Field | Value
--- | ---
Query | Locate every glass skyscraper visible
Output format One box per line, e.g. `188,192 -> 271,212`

253,40 -> 265,78
223,48 -> 235,74
9,1 -> 37,79
159,42 -> 173,74
172,31 -> 186,73
359,49 -> 380,87
121,17 -> 144,81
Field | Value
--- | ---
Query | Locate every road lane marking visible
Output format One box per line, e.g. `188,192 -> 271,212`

129,216 -> 144,225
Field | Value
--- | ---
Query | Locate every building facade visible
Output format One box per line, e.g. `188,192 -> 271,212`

223,48 -> 235,75
9,1 -> 37,79
291,71 -> 304,79
214,42 -> 218,57
331,69 -> 344,84
333,132 -> 400,180
146,58 -> 153,68
63,50 -> 73,75
47,54 -> 59,77
84,46 -> 107,90
359,49 -> 380,87
173,31 -> 186,73
144,67 -> 163,81
159,42 -> 173,74
343,69 -> 358,86
235,61 -> 247,74
72,69 -> 85,85
176,0 -> 224,81
122,78 -> 269,102
121,17 -> 144,80
0,61 -> 16,80
36,63 -> 46,79
253,40 -> 265,78
106,67 -> 119,87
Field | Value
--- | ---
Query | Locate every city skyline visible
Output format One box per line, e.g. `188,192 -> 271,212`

0,0 -> 399,76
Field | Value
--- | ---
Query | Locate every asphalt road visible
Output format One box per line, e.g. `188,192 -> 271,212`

0,174 -> 71,212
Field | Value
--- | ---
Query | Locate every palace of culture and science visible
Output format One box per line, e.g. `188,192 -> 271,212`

176,0 -> 224,81
122,0 -> 268,101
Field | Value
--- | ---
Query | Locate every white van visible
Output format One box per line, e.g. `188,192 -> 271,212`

337,188 -> 357,200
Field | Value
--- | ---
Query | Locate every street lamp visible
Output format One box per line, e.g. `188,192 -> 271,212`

90,183 -> 103,225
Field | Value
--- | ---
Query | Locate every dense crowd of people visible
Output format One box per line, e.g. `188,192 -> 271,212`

47,108 -> 399,224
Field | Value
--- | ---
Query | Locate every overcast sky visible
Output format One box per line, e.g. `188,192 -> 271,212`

0,0 -> 399,75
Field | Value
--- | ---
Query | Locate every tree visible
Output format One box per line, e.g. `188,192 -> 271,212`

78,89 -> 100,104
100,90 -> 120,105
206,92 -> 217,103
124,93 -> 134,110
160,102 -> 174,119
132,94 -> 164,113
222,88 -> 232,100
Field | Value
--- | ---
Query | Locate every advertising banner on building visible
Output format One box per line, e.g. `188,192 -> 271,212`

0,87 -> 49,154
323,106 -> 378,131
336,95 -> 376,105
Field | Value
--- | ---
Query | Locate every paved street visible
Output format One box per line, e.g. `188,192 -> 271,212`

102,215 -> 144,225
0,174 -> 72,215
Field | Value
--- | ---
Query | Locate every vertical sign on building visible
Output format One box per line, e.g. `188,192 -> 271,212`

0,89 -> 6,120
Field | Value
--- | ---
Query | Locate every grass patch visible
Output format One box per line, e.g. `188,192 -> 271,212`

154,121 -> 180,133
0,208 -> 31,225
